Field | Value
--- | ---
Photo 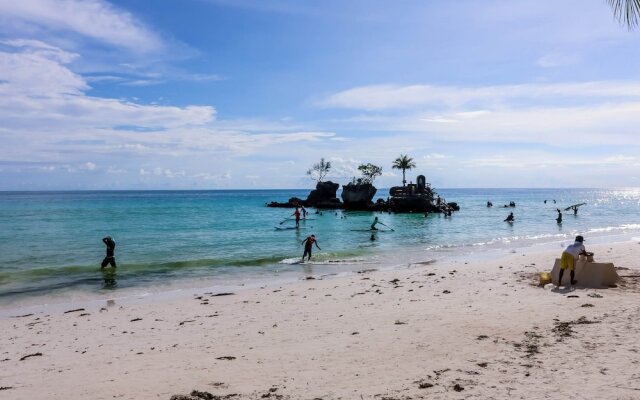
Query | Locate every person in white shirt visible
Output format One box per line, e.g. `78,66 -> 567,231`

558,235 -> 587,287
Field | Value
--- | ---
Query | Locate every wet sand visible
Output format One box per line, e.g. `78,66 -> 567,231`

2,240 -> 640,399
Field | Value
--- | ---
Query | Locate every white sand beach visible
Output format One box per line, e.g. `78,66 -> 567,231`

2,240 -> 640,400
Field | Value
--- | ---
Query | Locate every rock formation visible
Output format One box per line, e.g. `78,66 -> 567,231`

341,183 -> 377,209
305,181 -> 339,206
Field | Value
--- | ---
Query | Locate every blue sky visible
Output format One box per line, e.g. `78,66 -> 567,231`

1,0 -> 640,189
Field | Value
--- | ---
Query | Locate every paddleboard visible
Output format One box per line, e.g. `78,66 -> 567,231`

350,229 -> 392,232
564,203 -> 586,211
274,226 -> 305,230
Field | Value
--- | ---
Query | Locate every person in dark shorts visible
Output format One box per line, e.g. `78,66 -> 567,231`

301,234 -> 321,261
101,236 -> 117,269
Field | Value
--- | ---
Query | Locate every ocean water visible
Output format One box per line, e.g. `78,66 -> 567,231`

1,188 -> 640,305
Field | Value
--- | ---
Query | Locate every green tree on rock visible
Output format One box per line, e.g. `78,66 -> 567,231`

306,158 -> 331,183
357,163 -> 383,185
392,154 -> 416,187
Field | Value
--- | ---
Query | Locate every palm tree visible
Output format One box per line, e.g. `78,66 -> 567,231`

392,154 -> 416,187
608,0 -> 640,29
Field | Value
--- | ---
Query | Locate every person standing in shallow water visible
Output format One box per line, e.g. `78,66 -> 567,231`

301,234 -> 321,261
291,207 -> 301,228
504,212 -> 514,222
371,216 -> 380,230
556,209 -> 563,224
101,236 -> 116,269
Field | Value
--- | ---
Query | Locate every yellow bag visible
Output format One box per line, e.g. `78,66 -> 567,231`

539,272 -> 552,286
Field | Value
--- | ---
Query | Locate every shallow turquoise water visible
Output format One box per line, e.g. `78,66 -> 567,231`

1,188 -> 639,300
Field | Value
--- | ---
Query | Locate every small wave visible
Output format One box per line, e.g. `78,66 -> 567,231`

279,257 -> 304,265
588,224 -> 640,233
279,257 -> 370,265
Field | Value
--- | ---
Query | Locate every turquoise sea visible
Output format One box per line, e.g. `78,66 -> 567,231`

1,189 -> 640,305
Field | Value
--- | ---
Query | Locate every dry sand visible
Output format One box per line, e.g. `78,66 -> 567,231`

2,240 -> 640,399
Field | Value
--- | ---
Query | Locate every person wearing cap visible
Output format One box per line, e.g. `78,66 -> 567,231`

558,235 -> 587,287
101,236 -> 117,269
301,234 -> 321,261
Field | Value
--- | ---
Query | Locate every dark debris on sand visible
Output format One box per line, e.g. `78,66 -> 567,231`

19,352 -> 43,361
170,387 -> 292,400
170,390 -> 238,400
552,316 -> 599,341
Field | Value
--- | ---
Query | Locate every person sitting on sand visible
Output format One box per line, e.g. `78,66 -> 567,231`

558,235 -> 587,287
101,236 -> 116,269
371,216 -> 380,230
504,212 -> 514,222
556,209 -> 563,224
301,234 -> 321,261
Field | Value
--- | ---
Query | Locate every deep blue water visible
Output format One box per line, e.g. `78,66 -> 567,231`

1,188 -> 639,300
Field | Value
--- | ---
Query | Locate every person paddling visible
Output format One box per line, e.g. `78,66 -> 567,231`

371,216 -> 380,230
290,207 -> 301,228
301,234 -> 321,261
504,212 -> 514,222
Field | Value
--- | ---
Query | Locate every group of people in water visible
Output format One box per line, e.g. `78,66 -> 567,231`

498,200 -> 583,224
101,198 -> 589,271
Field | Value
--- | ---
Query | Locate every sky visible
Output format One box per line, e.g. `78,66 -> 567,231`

1,0 -> 640,190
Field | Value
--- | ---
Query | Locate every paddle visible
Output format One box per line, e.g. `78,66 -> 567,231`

378,222 -> 395,232
279,216 -> 292,225
563,203 -> 586,211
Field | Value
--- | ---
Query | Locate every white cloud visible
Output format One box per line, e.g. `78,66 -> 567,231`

0,40 -> 233,166
139,167 -> 185,178
423,153 -> 449,160
465,153 -> 639,169
106,166 -> 127,174
537,52 -> 579,68
318,82 -> 640,111
83,162 -> 96,170
0,0 -> 163,53
316,81 -> 640,148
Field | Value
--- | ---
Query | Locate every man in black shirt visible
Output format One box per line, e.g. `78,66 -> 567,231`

101,236 -> 117,269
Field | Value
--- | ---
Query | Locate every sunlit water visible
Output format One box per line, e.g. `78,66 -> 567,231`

1,188 -> 639,306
